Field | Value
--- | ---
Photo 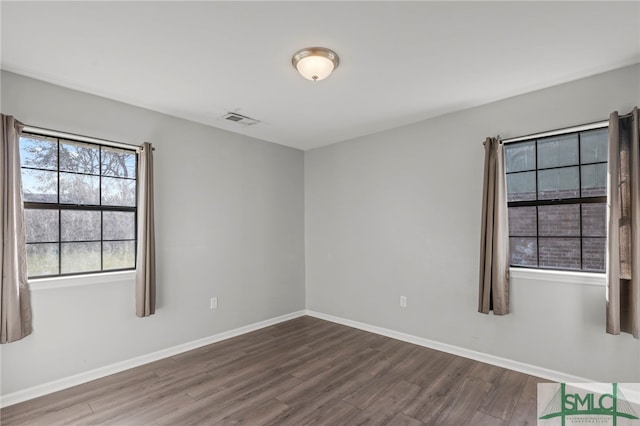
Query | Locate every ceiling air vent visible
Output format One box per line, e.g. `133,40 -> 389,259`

222,112 -> 260,126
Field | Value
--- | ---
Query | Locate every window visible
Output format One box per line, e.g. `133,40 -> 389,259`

19,132 -> 137,278
504,126 -> 607,272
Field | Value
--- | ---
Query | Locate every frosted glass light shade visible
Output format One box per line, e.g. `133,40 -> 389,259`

292,47 -> 339,81
296,55 -> 335,81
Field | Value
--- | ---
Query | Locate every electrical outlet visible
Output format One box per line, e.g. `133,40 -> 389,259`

400,296 -> 407,308
210,297 -> 218,310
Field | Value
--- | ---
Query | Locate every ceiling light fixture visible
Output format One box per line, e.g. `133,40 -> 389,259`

291,47 -> 339,81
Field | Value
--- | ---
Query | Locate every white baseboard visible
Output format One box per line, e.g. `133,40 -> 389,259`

305,310 -> 593,384
0,310 -> 306,408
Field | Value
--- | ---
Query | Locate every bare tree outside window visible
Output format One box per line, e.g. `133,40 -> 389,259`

19,133 -> 137,278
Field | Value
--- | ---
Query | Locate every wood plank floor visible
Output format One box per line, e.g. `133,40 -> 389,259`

1,316 -> 548,425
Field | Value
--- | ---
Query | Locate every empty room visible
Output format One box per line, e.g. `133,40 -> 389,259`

1,1 -> 639,425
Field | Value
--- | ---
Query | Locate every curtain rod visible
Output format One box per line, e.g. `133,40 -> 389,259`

22,125 -> 153,152
501,119 -> 609,145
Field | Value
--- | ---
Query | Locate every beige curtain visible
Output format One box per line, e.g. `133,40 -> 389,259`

607,108 -> 639,338
478,137 -> 510,315
136,142 -> 156,317
1,114 -> 32,342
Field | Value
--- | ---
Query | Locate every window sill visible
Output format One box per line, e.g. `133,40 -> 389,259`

29,270 -> 136,291
509,267 -> 606,287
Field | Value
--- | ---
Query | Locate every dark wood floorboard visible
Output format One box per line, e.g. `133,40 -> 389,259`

1,316 -> 549,425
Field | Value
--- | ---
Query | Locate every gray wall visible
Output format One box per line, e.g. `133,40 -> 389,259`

0,71 -> 306,395
305,64 -> 640,382
2,64 -> 639,398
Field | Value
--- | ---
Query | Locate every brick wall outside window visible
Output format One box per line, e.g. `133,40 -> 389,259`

504,127 -> 607,273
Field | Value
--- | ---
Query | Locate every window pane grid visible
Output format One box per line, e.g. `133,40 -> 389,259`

19,132 -> 137,278
505,128 -> 607,272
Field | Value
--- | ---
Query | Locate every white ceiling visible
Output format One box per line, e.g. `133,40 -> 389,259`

2,1 -> 639,151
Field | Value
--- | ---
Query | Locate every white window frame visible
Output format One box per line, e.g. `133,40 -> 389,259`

20,125 -> 141,281
503,120 -> 609,284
